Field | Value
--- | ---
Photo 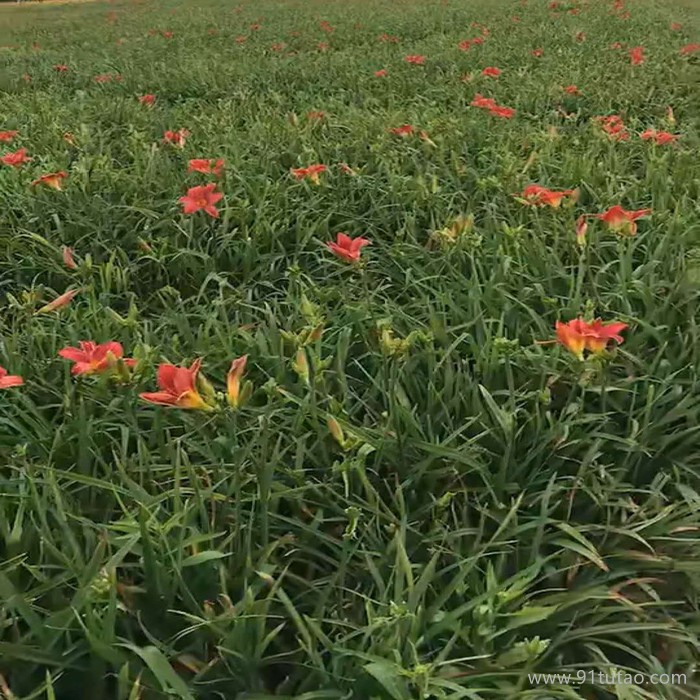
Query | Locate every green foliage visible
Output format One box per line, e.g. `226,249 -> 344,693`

0,0 -> 699,698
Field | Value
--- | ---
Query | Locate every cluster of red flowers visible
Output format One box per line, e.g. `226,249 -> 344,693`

595,115 -> 629,141
470,94 -> 515,119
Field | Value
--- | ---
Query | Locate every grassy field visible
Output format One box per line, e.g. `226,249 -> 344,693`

1,0 -> 699,697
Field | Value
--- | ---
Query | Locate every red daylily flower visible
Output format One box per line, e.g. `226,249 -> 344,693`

187,158 -> 225,176
36,288 -> 79,314
0,131 -> 18,142
532,48 -> 544,57
680,43 -> 700,56
564,84 -> 580,95
139,94 -> 156,106
470,93 -> 497,109
327,233 -> 370,263
94,74 -> 113,83
670,22 -> 682,31
389,124 -> 415,137
161,30 -> 174,39
1,148 -> 31,167
179,183 -> 223,218
319,20 -> 334,33
481,66 -> 501,77
556,318 -> 628,360
31,171 -> 67,190
163,129 -> 190,147
374,69 -> 388,77
629,46 -> 644,65
640,129 -> 678,145
459,40 -> 472,51
596,115 -> 629,141
291,164 -> 327,184
595,205 -> 651,236
519,184 -> 575,208
489,105 -> 516,119
404,54 -> 426,65
0,367 -> 23,389
140,359 -> 215,410
62,246 -> 77,270
59,341 -> 136,376
53,64 -> 69,72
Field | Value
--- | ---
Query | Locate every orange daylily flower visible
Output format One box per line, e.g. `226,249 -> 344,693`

291,164 -> 327,184
187,158 -> 225,176
59,341 -> 137,376
0,366 -> 23,389
163,129 -> 190,147
519,184 -> 575,208
556,319 -> 628,360
629,46 -> 644,65
36,288 -> 79,314
1,148 -> 31,167
226,355 -> 248,408
31,171 -> 67,190
179,183 -> 223,218
0,130 -> 18,142
140,359 -> 215,410
481,66 -> 501,77
139,94 -> 156,106
640,129 -> 679,145
404,54 -> 426,65
327,233 -> 370,263
595,205 -> 651,236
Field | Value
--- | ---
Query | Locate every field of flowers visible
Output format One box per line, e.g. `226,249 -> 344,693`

1,0 -> 699,697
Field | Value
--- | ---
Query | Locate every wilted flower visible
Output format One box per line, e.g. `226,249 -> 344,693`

140,359 -> 215,410
327,233 -> 370,263
226,355 -> 249,408
163,129 -> 190,147
53,64 -> 69,72
36,288 -> 79,314
575,215 -> 588,247
179,184 -> 223,218
62,246 -> 78,270
307,110 -> 326,121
